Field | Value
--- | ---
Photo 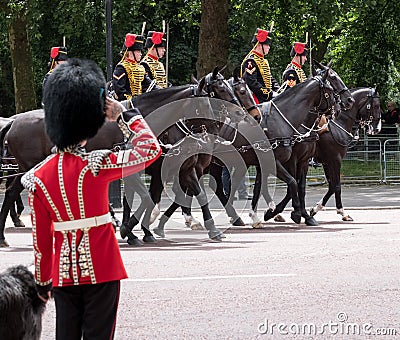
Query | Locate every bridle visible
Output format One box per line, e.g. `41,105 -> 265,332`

227,77 -> 258,112
356,87 -> 380,129
316,68 -> 353,111
203,73 -> 240,106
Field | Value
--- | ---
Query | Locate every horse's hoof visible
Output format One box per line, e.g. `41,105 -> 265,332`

309,207 -> 316,217
264,209 -> 274,221
153,227 -> 165,238
208,232 -> 224,242
13,220 -> 25,228
0,239 -> 10,248
252,221 -> 263,229
143,235 -> 157,243
342,215 -> 353,222
208,230 -> 225,240
274,214 -> 285,222
119,224 -> 130,239
126,234 -> 144,247
231,217 -> 245,226
191,222 -> 204,230
305,216 -> 319,226
291,212 -> 302,224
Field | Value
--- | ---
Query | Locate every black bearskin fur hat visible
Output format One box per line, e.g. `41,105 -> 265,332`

43,58 -> 106,149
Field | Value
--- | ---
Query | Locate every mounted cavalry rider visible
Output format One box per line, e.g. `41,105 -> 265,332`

112,33 -> 159,101
240,28 -> 280,103
281,41 -> 308,91
42,46 -> 68,92
141,30 -> 168,88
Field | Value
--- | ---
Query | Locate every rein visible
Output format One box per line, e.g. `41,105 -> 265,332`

266,76 -> 334,144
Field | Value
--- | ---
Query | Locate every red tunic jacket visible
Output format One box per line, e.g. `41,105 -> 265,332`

22,110 -> 161,288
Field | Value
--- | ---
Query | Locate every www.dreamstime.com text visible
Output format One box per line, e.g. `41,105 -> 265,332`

258,313 -> 398,336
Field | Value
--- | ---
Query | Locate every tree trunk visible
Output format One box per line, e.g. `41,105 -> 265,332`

196,0 -> 229,78
9,9 -> 36,113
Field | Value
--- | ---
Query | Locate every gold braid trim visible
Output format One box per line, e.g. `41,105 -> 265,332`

291,63 -> 307,83
253,53 -> 272,91
121,60 -> 146,97
142,56 -> 167,88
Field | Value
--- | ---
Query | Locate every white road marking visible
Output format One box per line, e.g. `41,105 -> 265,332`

125,273 -> 296,283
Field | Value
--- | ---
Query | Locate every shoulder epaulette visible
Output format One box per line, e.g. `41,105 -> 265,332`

87,150 -> 113,176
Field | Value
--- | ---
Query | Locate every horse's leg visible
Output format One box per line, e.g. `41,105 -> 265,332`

249,166 -> 263,228
180,197 -> 204,230
209,164 -> 244,226
120,173 -> 154,246
297,162 -> 318,226
318,159 -> 353,221
264,161 -> 302,224
310,163 -> 335,217
148,171 -> 164,224
0,178 -> 24,247
184,169 -> 224,241
334,178 -> 353,221
153,200 -> 181,238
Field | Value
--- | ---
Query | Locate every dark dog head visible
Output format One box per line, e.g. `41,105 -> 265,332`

0,265 -> 46,340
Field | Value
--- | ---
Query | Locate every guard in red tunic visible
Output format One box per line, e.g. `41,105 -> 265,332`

141,30 -> 168,88
42,46 -> 68,92
112,33 -> 157,100
240,28 -> 280,103
22,58 -> 161,340
281,41 -> 308,91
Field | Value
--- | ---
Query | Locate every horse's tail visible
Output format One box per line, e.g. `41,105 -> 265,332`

0,120 -> 14,165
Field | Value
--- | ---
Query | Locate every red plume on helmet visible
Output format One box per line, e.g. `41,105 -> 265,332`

251,28 -> 272,45
145,31 -> 166,48
290,42 -> 308,57
122,33 -> 144,53
50,47 -> 68,62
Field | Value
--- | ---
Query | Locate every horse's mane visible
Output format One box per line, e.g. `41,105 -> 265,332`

131,85 -> 193,116
273,77 -> 316,105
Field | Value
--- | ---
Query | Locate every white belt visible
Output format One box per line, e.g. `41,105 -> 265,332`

53,213 -> 112,231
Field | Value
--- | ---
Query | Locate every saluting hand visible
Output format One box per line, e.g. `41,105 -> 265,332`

105,97 -> 125,122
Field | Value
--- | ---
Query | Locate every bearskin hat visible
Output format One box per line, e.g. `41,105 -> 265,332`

290,42 -> 308,57
49,46 -> 68,63
43,58 -> 106,150
145,31 -> 166,48
251,28 -> 272,45
120,33 -> 144,54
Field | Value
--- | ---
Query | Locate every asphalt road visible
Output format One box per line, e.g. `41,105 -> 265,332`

1,183 -> 399,339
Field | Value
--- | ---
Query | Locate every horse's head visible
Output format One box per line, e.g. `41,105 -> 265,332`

356,86 -> 382,135
198,67 -> 241,107
228,69 -> 262,122
313,60 -> 354,110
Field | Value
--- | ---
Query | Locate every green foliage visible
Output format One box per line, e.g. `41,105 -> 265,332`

1,0 -> 400,116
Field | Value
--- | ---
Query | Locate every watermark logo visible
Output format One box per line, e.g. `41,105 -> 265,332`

258,313 -> 398,336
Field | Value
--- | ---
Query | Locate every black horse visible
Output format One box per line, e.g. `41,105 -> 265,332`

0,69 -> 240,247
256,62 -> 355,226
161,70 -> 338,235
309,86 -> 381,220
150,74 -> 262,237
123,72 -> 261,236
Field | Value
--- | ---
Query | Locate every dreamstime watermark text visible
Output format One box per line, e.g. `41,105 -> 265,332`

258,313 -> 398,336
